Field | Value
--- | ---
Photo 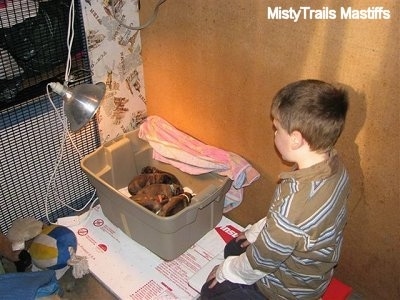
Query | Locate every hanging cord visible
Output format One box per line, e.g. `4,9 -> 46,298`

65,0 -> 75,84
110,0 -> 167,31
45,85 -> 99,226
44,0 -> 98,226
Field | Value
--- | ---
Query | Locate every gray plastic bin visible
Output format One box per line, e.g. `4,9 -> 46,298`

81,129 -> 232,260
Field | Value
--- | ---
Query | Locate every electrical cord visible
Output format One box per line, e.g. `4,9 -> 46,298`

44,0 -> 98,226
45,83 -> 99,226
111,0 -> 167,31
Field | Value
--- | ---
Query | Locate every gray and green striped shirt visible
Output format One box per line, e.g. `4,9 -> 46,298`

247,150 -> 350,300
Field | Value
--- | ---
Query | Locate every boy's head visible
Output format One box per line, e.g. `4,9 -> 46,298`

271,79 -> 348,152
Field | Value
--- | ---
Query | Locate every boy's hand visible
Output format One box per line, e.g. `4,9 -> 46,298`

206,265 -> 220,289
235,232 -> 250,248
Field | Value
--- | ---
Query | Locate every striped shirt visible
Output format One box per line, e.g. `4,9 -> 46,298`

248,150 -> 350,300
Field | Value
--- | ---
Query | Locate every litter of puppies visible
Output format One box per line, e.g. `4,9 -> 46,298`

128,166 -> 193,216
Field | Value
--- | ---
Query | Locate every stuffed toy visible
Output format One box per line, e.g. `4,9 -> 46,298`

29,225 -> 89,279
7,217 -> 43,251
5,217 -> 43,272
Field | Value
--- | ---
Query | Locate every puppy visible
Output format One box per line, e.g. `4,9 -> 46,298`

130,194 -> 166,213
128,172 -> 182,195
140,166 -> 159,174
157,192 -> 193,217
141,166 -> 182,186
136,183 -> 184,198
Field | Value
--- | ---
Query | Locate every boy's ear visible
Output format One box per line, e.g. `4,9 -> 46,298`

290,131 -> 304,150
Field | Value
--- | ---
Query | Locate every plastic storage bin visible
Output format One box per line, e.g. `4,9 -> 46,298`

81,129 -> 232,260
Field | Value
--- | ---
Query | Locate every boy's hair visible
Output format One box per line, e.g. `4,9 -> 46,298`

271,79 -> 348,152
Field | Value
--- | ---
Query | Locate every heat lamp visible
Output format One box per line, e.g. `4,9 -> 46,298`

49,82 -> 106,132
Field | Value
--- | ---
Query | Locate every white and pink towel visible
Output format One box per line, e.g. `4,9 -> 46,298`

139,116 -> 260,212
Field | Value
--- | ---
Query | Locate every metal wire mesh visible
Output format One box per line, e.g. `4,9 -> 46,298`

0,0 -> 100,234
0,0 -> 86,109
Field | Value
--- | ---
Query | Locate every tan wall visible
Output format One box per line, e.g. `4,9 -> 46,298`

139,1 -> 399,298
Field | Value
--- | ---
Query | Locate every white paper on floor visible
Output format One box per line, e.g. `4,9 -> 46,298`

58,205 -> 243,300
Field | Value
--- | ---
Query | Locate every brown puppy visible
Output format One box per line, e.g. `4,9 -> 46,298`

141,166 -> 159,174
130,194 -> 166,213
141,166 -> 182,186
136,183 -> 184,198
157,192 -> 193,217
140,166 -> 181,181
128,172 -> 182,195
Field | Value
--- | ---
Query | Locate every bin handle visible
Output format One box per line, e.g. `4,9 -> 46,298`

193,185 -> 220,209
179,185 -> 219,224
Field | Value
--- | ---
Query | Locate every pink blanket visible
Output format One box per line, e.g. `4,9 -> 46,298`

138,116 -> 260,212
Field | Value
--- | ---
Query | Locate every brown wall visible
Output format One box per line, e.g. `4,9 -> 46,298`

139,1 -> 399,299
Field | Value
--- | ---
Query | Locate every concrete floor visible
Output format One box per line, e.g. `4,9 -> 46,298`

58,268 -> 116,300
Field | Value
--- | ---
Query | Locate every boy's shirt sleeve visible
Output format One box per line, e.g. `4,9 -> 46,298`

214,217 -> 267,285
216,252 -> 266,284
244,217 -> 266,243
215,212 -> 301,284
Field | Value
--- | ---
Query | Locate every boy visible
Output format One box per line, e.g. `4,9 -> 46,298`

200,79 -> 350,300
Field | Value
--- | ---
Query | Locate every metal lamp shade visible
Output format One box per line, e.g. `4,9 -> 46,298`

50,82 -> 106,132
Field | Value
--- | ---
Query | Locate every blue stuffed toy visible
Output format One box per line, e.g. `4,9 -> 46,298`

29,225 -> 89,279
